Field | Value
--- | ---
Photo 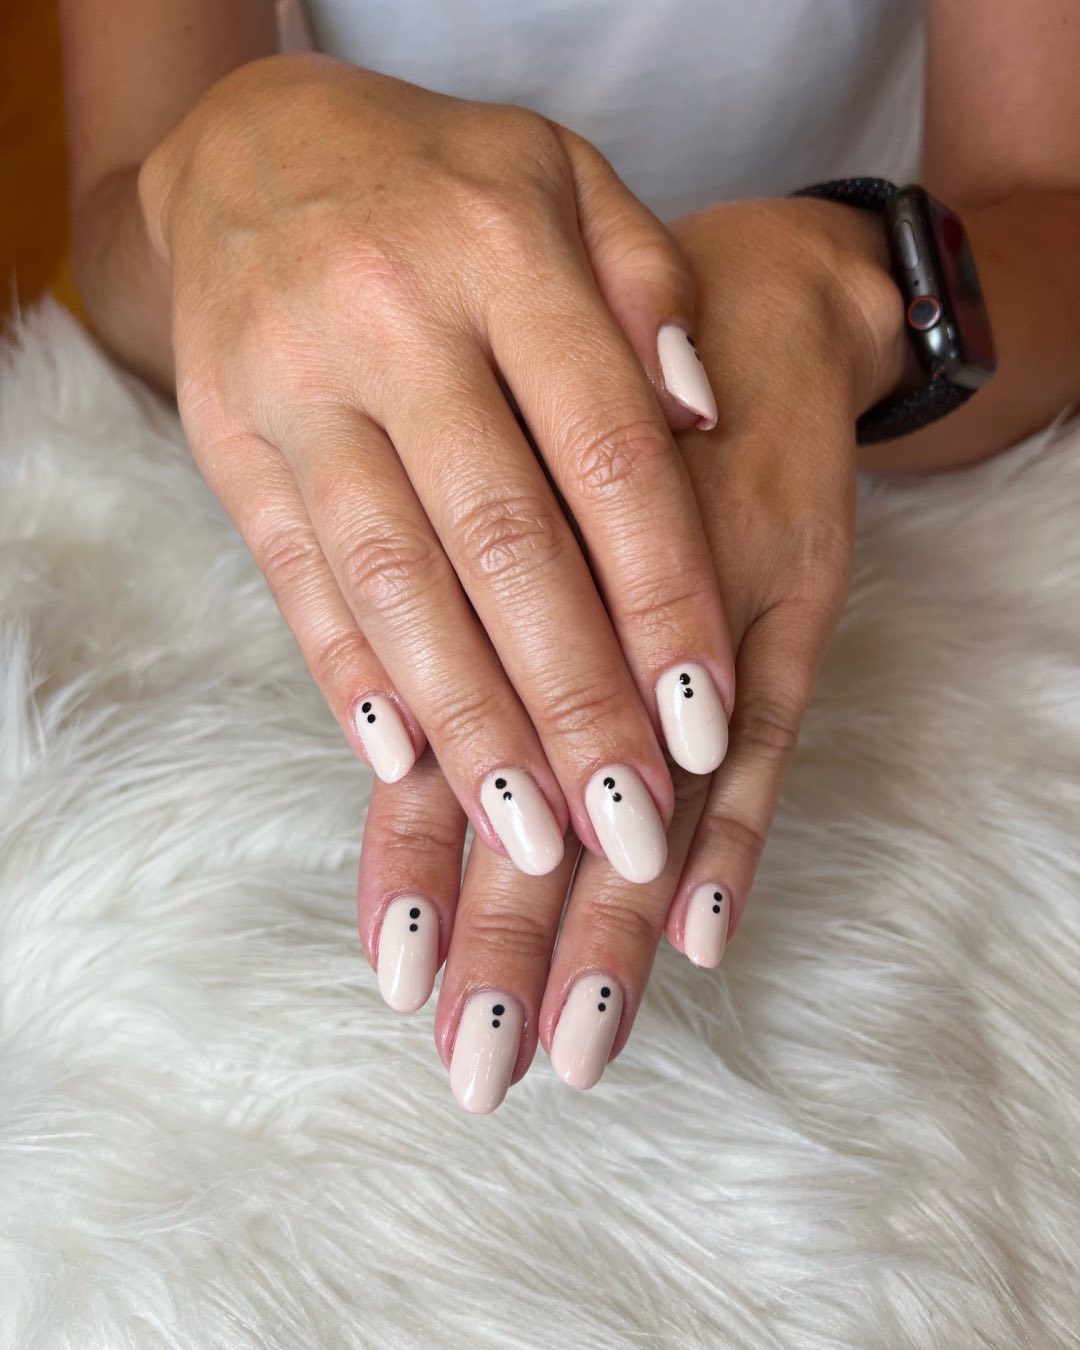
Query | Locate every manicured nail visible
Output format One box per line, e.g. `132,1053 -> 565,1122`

354,694 -> 415,783
656,662 -> 728,775
683,883 -> 730,968
584,765 -> 667,884
657,324 -> 718,430
480,769 -> 564,876
449,991 -> 522,1114
550,974 -> 623,1090
377,895 -> 438,1012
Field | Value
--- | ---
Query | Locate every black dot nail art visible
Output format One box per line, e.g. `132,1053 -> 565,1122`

688,335 -> 703,363
598,984 -> 612,1013
492,1001 -> 505,1028
494,776 -> 512,801
679,671 -> 694,699
361,700 -> 376,724
713,890 -> 723,914
409,905 -> 421,932
602,776 -> 622,803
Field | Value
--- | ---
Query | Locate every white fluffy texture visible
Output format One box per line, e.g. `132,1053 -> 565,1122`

1,301 -> 1079,1350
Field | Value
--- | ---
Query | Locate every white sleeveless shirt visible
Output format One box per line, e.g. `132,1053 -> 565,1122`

298,0 -> 924,219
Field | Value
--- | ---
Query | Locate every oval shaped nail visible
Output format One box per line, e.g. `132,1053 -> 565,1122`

656,662 -> 728,775
480,769 -> 564,876
657,324 -> 718,430
683,883 -> 730,968
550,974 -> 623,1090
449,990 -> 522,1114
584,765 -> 667,884
354,694 -> 416,783
377,895 -> 439,1012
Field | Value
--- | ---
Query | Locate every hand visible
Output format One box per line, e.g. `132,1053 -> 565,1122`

355,196 -> 906,1110
138,54 -> 735,883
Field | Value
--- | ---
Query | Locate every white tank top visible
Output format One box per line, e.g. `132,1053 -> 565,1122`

298,0 -> 924,219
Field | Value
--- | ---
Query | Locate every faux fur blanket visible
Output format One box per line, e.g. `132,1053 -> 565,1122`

1,302 -> 1078,1349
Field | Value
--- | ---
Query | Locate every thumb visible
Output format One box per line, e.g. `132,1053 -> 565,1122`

557,127 -> 718,432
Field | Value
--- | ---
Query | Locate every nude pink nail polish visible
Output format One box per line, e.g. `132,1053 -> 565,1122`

656,662 -> 728,775
377,895 -> 438,1012
550,974 -> 623,1090
354,694 -> 415,783
449,991 -> 522,1114
480,769 -> 564,876
584,765 -> 667,884
657,324 -> 718,430
683,883 -> 730,968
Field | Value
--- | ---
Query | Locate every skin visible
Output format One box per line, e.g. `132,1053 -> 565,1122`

61,0 -> 1080,1104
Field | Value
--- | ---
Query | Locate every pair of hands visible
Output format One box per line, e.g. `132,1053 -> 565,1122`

141,55 -> 902,1110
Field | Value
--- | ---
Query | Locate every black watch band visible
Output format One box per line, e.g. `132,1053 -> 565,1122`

791,177 -> 995,445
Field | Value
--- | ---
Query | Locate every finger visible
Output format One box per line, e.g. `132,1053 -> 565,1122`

376,347 -> 673,883
204,432 -> 420,781
358,749 -> 469,1012
275,404 -> 570,876
486,231 -> 735,781
558,127 -> 717,433
436,835 -> 578,1114
539,769 -> 709,1090
668,591 -> 843,967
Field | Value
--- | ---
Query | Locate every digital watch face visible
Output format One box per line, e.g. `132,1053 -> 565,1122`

923,195 -> 997,383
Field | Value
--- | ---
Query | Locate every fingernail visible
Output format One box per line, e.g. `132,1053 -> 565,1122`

683,883 -> 730,968
584,765 -> 667,884
549,974 -> 623,1090
657,324 -> 718,430
377,895 -> 438,1012
449,990 -> 522,1114
480,769 -> 564,876
354,694 -> 415,783
656,662 -> 728,775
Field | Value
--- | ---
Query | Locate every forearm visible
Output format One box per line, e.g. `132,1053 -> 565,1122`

860,189 -> 1080,475
73,165 -> 174,391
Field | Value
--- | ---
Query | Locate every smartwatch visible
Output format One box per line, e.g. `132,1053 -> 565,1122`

791,178 -> 996,444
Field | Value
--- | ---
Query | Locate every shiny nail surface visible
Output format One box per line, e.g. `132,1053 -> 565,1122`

656,663 -> 728,775
377,895 -> 438,1012
480,769 -> 564,876
584,765 -> 667,884
550,975 -> 623,1090
657,324 -> 718,430
684,883 -> 730,968
449,991 -> 522,1114
354,694 -> 415,783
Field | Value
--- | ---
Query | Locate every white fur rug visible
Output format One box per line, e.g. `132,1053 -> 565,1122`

1,301 -> 1078,1350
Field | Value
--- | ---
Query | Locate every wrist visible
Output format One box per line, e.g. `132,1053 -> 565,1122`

798,198 -> 914,415
138,53 -> 350,259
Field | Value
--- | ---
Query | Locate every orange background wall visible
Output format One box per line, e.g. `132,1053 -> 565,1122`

0,0 -> 78,316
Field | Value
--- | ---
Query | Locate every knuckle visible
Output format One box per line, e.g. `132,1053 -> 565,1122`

308,628 -> 369,691
562,413 -> 670,502
613,225 -> 692,289
534,675 -> 627,741
731,691 -> 804,761
585,892 -> 662,949
699,811 -> 768,866
176,362 -> 232,444
454,492 -> 564,585
338,525 -> 440,614
616,560 -> 719,638
464,903 -> 552,964
372,810 -> 464,863
453,180 -> 542,262
334,233 -> 420,322
252,521 -> 322,596
429,685 -> 506,749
